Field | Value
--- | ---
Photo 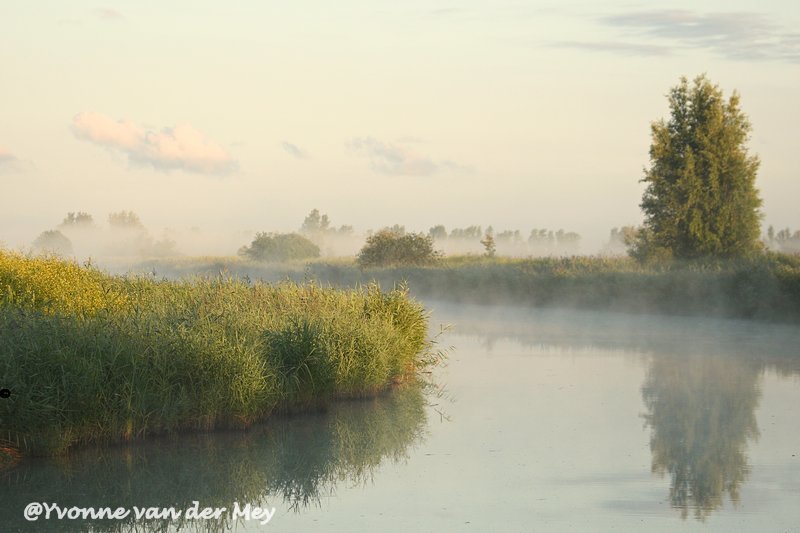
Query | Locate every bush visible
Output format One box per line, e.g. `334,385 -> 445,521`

239,232 -> 320,262
31,230 -> 73,256
357,230 -> 440,268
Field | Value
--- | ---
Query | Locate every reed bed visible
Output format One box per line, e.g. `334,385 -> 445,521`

0,250 -> 433,457
133,252 -> 800,322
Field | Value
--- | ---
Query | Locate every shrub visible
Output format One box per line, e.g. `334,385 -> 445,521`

31,230 -> 73,256
239,232 -> 320,262
357,230 -> 440,268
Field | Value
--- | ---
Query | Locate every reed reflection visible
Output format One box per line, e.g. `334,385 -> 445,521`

0,383 -> 427,532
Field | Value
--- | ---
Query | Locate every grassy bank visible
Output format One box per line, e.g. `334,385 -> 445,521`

134,253 -> 800,322
0,251 -> 434,457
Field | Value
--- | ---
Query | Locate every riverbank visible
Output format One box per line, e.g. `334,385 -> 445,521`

134,252 -> 800,323
0,251 -> 436,457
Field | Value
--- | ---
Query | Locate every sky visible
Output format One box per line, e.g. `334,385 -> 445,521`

1,0 -> 799,254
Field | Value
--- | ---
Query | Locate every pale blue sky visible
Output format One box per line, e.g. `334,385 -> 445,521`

2,1 -> 798,252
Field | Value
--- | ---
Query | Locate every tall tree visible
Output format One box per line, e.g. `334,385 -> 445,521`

638,75 -> 762,259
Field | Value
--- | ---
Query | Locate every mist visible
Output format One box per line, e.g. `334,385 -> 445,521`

6,208 -> 638,273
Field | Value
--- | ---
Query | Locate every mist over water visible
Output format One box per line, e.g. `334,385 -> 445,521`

3,2 -> 799,530
3,302 -> 798,531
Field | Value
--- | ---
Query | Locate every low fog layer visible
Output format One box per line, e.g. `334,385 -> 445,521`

6,207 -> 799,272
6,209 -> 622,267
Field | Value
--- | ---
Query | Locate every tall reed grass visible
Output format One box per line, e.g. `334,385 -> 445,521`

131,252 -> 800,322
0,250 -> 434,457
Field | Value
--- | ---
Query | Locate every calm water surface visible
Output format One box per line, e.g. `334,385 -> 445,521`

2,302 -> 799,532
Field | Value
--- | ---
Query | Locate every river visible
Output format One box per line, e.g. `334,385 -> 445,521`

2,302 -> 799,531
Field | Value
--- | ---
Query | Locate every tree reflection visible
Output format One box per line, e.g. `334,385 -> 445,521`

642,354 -> 762,520
0,382 -> 427,532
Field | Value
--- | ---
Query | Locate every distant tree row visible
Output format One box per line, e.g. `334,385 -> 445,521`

429,225 -> 483,240
428,224 -> 581,252
59,211 -> 94,228
31,210 -> 177,257
765,226 -> 800,254
56,210 -> 144,230
300,209 -> 353,241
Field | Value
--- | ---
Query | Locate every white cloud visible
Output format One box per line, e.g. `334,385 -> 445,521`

72,112 -> 238,175
347,137 -> 440,176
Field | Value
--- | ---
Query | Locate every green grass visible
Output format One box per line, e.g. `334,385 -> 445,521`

131,252 -> 800,322
0,250 -> 435,457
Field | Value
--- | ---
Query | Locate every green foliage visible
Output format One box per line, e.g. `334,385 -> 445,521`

624,227 -> 673,265
0,251 -> 434,457
266,317 -> 334,402
239,232 -> 320,262
638,75 -> 763,259
31,230 -> 73,256
130,253 -> 800,323
357,229 -> 440,268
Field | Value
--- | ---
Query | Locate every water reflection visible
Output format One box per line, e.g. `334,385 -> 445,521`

0,383 -> 427,532
427,301 -> 800,521
642,354 -> 762,520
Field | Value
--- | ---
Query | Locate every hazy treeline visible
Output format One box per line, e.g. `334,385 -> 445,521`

428,224 -> 581,257
765,226 -> 800,254
25,207 -> 594,268
23,208 -> 797,271
31,210 -> 180,260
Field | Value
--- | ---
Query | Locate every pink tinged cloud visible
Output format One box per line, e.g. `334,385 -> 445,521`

71,112 -> 238,175
93,8 -> 125,21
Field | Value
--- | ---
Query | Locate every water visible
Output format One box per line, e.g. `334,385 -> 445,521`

2,302 -> 799,531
